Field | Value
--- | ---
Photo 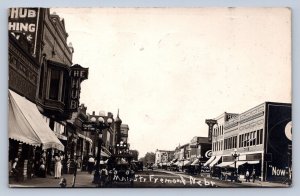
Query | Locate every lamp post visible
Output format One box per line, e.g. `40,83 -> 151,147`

232,148 -> 240,182
116,141 -> 127,154
89,116 -> 112,187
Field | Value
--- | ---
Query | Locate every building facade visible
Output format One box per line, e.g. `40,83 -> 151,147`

204,102 -> 292,182
8,8 -> 88,179
155,149 -> 174,167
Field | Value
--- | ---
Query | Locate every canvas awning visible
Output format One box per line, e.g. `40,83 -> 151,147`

100,160 -> 108,165
170,158 -> 178,164
77,132 -> 93,144
183,160 -> 191,166
178,160 -> 191,167
247,160 -> 260,164
209,156 -> 222,167
9,90 -> 64,151
101,150 -> 110,157
236,161 -> 247,167
191,159 -> 199,166
216,162 -> 234,167
204,156 -> 215,166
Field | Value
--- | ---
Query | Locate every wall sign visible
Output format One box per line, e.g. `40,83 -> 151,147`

8,8 -> 40,56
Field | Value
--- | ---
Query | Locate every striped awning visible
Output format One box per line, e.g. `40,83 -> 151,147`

191,159 -> 199,166
209,156 -> 222,167
204,156 -> 215,166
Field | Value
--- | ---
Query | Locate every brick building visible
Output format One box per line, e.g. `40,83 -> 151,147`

204,102 -> 292,182
8,8 -> 88,179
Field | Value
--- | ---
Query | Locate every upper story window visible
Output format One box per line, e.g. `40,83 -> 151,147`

49,69 -> 61,100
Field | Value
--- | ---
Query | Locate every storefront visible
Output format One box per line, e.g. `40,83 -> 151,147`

9,90 -> 65,179
205,102 -> 292,182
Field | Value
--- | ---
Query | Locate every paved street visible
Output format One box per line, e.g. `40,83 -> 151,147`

9,169 -> 289,188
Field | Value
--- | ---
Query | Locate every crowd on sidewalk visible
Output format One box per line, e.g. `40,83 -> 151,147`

9,151 -> 84,182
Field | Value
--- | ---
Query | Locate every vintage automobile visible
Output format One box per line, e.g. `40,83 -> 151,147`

131,160 -> 143,172
146,162 -> 154,170
106,154 -> 135,187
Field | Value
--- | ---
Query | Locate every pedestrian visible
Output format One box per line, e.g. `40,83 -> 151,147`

100,165 -> 108,187
109,167 -> 116,184
54,152 -> 62,179
39,156 -> 46,178
230,170 -> 234,182
59,177 -> 67,188
245,169 -> 250,182
88,155 -> 95,174
252,169 -> 256,183
11,158 -> 19,182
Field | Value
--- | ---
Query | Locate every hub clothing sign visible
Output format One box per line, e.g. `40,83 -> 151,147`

8,8 -> 40,55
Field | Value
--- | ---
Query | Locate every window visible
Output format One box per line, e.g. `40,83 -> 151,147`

49,69 -> 61,100
38,64 -> 44,98
260,129 -> 263,144
249,132 -> 253,146
221,140 -> 223,150
234,136 -> 237,148
253,131 -> 257,145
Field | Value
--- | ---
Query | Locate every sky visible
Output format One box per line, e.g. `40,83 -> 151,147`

51,8 -> 291,158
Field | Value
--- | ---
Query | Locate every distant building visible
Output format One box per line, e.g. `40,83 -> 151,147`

189,136 -> 211,164
155,149 -> 175,167
120,124 -> 129,144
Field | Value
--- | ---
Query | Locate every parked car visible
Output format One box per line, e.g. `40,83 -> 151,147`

131,161 -> 143,172
146,162 -> 154,170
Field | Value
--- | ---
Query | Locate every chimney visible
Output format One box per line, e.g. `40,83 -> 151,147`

92,111 -> 95,115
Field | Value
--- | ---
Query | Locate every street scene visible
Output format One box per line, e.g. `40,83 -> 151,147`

8,8 -> 291,188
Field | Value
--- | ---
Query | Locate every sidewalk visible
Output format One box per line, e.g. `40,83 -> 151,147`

9,171 -> 96,188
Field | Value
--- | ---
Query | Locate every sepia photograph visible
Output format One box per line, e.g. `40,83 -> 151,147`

8,7 -> 292,188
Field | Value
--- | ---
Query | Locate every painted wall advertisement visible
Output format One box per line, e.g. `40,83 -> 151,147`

8,8 -> 40,56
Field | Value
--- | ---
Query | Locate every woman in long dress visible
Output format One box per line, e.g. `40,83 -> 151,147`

54,153 -> 62,179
